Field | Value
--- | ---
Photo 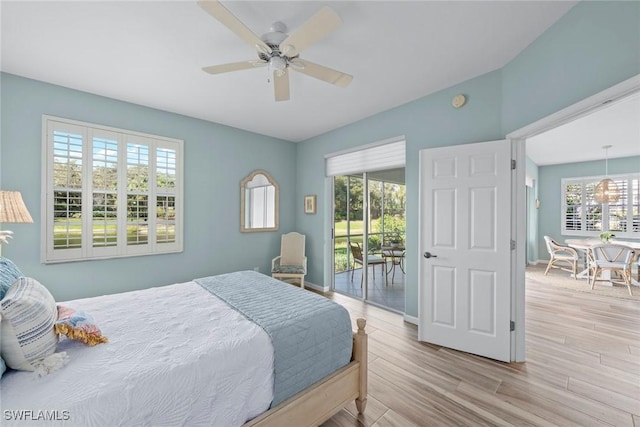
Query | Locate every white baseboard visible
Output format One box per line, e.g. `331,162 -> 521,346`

304,281 -> 330,293
403,314 -> 418,325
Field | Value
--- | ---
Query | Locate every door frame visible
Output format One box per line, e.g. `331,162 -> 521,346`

508,74 -> 640,362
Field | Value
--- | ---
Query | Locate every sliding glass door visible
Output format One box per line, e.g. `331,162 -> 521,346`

326,138 -> 406,312
333,174 -> 365,298
332,169 -> 406,312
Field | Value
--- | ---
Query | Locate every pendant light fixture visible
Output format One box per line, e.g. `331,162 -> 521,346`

594,145 -> 620,204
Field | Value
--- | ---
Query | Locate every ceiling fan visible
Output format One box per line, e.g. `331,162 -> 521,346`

198,0 -> 353,102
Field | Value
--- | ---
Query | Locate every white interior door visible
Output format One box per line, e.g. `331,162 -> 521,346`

418,140 -> 512,362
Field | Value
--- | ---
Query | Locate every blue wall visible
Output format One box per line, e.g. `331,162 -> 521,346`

296,1 -> 640,317
1,1 -> 639,316
501,1 -> 640,135
537,156 -> 640,261
0,73 -> 297,301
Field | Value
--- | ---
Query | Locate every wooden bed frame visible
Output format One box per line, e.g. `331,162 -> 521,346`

244,318 -> 368,426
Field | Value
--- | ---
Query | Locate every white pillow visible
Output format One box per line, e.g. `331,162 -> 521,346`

1,277 -> 60,372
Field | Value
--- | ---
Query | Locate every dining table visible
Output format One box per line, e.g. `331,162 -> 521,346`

565,238 -> 640,286
380,245 -> 405,284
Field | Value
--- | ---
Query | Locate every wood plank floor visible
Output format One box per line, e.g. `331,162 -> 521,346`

319,278 -> 640,426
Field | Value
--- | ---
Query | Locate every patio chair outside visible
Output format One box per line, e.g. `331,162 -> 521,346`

349,241 -> 386,286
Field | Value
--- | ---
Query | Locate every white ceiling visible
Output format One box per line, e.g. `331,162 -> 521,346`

1,0 -> 578,142
527,92 -> 640,166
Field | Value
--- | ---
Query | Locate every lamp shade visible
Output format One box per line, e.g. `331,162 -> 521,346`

594,178 -> 620,204
0,191 -> 33,223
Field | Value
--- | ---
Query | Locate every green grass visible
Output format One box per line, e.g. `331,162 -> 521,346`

334,219 -> 364,236
53,219 -> 174,248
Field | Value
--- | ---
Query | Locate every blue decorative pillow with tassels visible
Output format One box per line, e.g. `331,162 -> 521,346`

0,257 -> 23,300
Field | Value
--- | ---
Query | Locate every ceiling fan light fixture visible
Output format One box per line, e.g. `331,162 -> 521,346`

269,56 -> 286,71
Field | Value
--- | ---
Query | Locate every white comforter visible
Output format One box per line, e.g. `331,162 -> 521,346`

1,281 -> 275,427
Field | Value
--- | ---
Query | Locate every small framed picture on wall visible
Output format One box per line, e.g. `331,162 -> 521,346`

304,195 -> 317,214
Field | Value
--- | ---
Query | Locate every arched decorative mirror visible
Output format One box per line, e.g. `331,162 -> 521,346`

240,170 -> 279,232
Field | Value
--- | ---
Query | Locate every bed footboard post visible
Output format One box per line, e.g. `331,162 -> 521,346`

354,318 -> 368,414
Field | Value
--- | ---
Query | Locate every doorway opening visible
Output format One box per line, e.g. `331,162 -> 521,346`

509,75 -> 640,361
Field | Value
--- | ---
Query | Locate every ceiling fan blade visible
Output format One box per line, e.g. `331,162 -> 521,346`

202,60 -> 266,75
279,6 -> 341,57
290,59 -> 353,88
274,70 -> 290,102
198,1 -> 271,54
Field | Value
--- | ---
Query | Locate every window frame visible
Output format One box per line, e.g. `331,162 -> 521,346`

41,115 -> 184,263
561,172 -> 639,238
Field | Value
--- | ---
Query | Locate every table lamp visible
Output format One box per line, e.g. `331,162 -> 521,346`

0,190 -> 34,244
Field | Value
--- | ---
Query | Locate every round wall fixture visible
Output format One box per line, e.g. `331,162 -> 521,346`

452,94 -> 467,108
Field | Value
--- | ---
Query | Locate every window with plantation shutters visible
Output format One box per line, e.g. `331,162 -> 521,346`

561,174 -> 639,238
42,116 -> 183,263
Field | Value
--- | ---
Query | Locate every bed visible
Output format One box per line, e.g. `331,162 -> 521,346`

0,270 -> 368,426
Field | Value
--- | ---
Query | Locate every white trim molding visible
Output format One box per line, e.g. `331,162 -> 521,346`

403,314 -> 418,325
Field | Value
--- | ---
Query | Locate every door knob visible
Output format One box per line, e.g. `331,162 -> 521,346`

423,251 -> 438,259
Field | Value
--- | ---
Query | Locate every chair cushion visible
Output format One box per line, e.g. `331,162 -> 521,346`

272,265 -> 305,274
554,254 -> 577,261
594,261 -> 629,269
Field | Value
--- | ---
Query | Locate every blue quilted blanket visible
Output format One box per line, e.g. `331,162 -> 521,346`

195,271 -> 353,407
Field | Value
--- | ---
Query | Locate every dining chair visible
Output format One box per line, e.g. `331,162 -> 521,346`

543,236 -> 579,279
589,244 -> 635,296
349,242 -> 386,286
271,232 -> 307,288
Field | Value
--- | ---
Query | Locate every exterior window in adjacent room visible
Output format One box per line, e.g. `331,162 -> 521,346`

42,115 -> 183,263
561,174 -> 639,238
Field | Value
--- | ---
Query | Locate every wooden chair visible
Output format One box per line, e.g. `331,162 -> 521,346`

349,242 -> 386,286
271,232 -> 307,288
589,244 -> 635,296
543,236 -> 579,279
